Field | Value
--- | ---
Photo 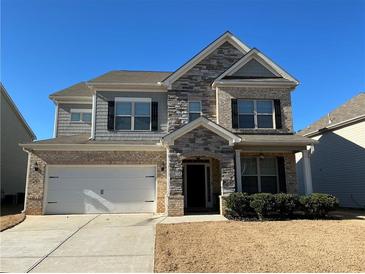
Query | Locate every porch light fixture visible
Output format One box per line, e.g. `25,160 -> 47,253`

34,162 -> 39,172
161,161 -> 165,172
259,154 -> 265,159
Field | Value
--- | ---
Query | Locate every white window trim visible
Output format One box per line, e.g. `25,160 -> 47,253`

114,97 -> 152,131
188,101 -> 202,122
70,109 -> 92,123
241,157 -> 279,193
237,99 -> 276,129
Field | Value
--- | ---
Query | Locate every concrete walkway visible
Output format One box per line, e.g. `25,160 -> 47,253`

0,214 -> 162,273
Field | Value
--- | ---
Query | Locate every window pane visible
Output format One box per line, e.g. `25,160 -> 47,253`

257,101 -> 273,113
238,100 -> 254,113
242,176 -> 258,194
115,116 -> 131,130
134,117 -> 150,130
135,102 -> 150,116
260,158 -> 277,175
189,102 -> 201,112
116,102 -> 132,115
82,113 -> 92,122
71,112 -> 81,122
261,176 -> 278,193
241,158 -> 257,175
239,114 -> 254,128
189,113 -> 201,122
257,115 -> 273,128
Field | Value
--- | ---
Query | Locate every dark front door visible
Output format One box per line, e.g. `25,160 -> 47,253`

186,164 -> 206,208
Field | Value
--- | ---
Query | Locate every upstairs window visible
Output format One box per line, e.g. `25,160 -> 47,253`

241,157 -> 278,194
115,98 -> 151,131
238,99 -> 274,129
70,109 -> 92,123
189,101 -> 201,122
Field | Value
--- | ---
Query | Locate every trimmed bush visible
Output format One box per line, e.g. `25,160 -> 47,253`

299,193 -> 339,218
224,192 -> 253,219
274,193 -> 299,217
250,193 -> 276,220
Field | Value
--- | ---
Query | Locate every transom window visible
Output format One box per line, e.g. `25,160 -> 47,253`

241,157 -> 278,194
189,101 -> 202,122
115,98 -> 151,131
238,100 -> 274,129
70,109 -> 92,123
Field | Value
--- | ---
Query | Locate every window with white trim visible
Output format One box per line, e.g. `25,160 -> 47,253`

70,109 -> 92,123
189,101 -> 201,122
241,157 -> 278,194
238,100 -> 274,129
115,98 -> 151,131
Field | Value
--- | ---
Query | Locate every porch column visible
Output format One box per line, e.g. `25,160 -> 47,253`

302,150 -> 313,194
235,150 -> 242,192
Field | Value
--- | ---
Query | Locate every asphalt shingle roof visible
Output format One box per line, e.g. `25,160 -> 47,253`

299,93 -> 365,136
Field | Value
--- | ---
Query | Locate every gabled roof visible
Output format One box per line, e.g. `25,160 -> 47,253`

212,48 -> 299,87
162,116 -> 241,146
88,70 -> 172,84
299,92 -> 365,137
161,31 -> 250,88
1,83 -> 36,140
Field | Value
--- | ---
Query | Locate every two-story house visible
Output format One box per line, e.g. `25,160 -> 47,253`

21,32 -> 315,216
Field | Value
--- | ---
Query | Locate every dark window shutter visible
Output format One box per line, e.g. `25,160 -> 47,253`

274,99 -> 282,129
277,157 -> 287,193
107,101 -> 115,131
151,102 -> 158,131
231,99 -> 238,129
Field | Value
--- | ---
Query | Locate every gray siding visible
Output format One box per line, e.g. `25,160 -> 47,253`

231,59 -> 277,78
95,91 -> 167,141
297,121 -> 365,208
57,104 -> 92,136
1,91 -> 34,195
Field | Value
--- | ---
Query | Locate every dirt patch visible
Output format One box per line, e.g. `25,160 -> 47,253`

0,213 -> 26,231
154,220 -> 365,272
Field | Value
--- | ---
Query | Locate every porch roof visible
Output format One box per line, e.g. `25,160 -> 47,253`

237,134 -> 316,146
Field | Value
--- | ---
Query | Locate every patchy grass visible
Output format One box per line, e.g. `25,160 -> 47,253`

0,213 -> 25,231
154,220 -> 365,272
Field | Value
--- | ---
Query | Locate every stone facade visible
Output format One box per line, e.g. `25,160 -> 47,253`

167,126 -> 235,216
167,42 -> 244,131
217,86 -> 294,134
24,150 -> 166,215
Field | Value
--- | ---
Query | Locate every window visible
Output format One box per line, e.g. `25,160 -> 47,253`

189,101 -> 201,122
238,100 -> 274,129
70,109 -> 92,123
115,98 -> 151,131
241,157 -> 278,194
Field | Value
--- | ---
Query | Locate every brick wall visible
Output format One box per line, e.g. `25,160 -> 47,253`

25,150 -> 167,215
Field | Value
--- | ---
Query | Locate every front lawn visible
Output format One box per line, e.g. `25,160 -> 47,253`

154,220 -> 365,272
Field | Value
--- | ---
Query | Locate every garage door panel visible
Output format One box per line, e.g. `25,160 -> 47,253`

45,166 -> 156,214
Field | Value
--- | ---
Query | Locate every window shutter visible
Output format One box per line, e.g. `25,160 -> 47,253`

151,102 -> 158,131
107,101 -> 115,131
274,100 -> 282,129
231,99 -> 238,129
277,157 -> 287,193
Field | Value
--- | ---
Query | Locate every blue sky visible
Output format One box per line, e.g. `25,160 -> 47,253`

1,0 -> 364,140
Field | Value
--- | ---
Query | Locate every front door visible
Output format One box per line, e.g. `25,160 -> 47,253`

186,164 -> 206,208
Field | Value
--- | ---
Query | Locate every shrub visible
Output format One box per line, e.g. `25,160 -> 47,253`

224,192 -> 253,219
274,193 -> 299,217
299,193 -> 339,218
250,193 -> 276,220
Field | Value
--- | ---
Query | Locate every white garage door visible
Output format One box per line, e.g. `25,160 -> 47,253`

45,166 -> 156,214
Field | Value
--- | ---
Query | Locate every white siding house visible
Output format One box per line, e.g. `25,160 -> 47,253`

297,93 -> 365,208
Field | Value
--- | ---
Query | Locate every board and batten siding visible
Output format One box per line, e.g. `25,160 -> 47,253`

94,91 -> 167,141
296,121 -> 365,208
57,103 -> 92,136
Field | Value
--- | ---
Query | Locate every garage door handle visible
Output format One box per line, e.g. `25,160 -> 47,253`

145,176 -> 155,178
49,176 -> 59,178
144,200 -> 154,202
48,202 -> 57,204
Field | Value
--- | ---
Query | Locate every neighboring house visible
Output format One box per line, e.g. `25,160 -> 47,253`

20,31 -> 314,216
1,83 -> 36,204
297,93 -> 365,208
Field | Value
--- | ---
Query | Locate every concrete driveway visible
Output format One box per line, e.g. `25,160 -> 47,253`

0,214 -> 163,272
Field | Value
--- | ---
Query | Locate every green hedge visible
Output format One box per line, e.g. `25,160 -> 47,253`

224,192 -> 338,220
